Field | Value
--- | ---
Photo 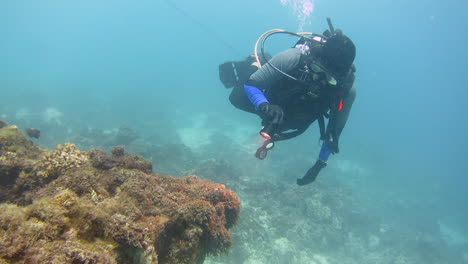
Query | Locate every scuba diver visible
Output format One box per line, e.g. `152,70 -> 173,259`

219,18 -> 356,185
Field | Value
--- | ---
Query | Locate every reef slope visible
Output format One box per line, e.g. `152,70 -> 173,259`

0,124 -> 240,264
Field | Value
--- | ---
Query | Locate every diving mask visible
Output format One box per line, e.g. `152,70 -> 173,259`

309,62 -> 337,86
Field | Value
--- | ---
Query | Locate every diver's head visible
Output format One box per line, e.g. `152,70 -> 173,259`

319,30 -> 356,77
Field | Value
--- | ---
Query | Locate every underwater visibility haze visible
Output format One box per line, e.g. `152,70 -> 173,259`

1,0 -> 468,263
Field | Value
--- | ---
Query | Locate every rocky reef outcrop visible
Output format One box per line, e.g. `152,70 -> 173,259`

0,122 -> 241,264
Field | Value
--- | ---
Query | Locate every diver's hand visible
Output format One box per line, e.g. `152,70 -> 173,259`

319,140 -> 338,161
259,102 -> 284,125
328,139 -> 339,154
297,160 -> 327,186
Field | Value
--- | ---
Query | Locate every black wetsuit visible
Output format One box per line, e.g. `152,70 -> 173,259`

244,47 -> 356,144
220,55 -> 269,114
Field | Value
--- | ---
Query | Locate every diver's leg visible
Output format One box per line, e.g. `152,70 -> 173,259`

219,61 -> 237,88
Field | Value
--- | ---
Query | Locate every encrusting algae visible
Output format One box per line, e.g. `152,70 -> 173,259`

0,121 -> 241,264
36,143 -> 89,179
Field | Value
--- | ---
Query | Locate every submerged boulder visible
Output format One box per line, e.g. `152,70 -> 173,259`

0,124 -> 241,264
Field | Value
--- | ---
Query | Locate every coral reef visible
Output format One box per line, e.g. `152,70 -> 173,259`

36,143 -> 89,178
201,158 -> 466,264
0,120 -> 7,129
0,125 -> 240,264
0,124 -> 43,197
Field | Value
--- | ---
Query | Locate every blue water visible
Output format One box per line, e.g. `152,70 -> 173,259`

2,0 -> 468,263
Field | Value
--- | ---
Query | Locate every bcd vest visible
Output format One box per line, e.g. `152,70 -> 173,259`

265,53 -> 354,133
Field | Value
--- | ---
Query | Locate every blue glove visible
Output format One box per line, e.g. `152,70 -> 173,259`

319,140 -> 333,161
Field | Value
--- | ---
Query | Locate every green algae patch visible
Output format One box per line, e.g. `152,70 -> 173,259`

0,124 -> 241,264
0,125 -> 42,159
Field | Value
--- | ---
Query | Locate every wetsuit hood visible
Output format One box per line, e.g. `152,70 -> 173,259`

320,31 -> 356,76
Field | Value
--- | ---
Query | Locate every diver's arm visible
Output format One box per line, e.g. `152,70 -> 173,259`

244,48 -> 301,108
244,84 -> 269,108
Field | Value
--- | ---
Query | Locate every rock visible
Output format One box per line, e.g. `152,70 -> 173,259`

0,120 -> 7,129
0,124 -> 240,264
25,128 -> 41,139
